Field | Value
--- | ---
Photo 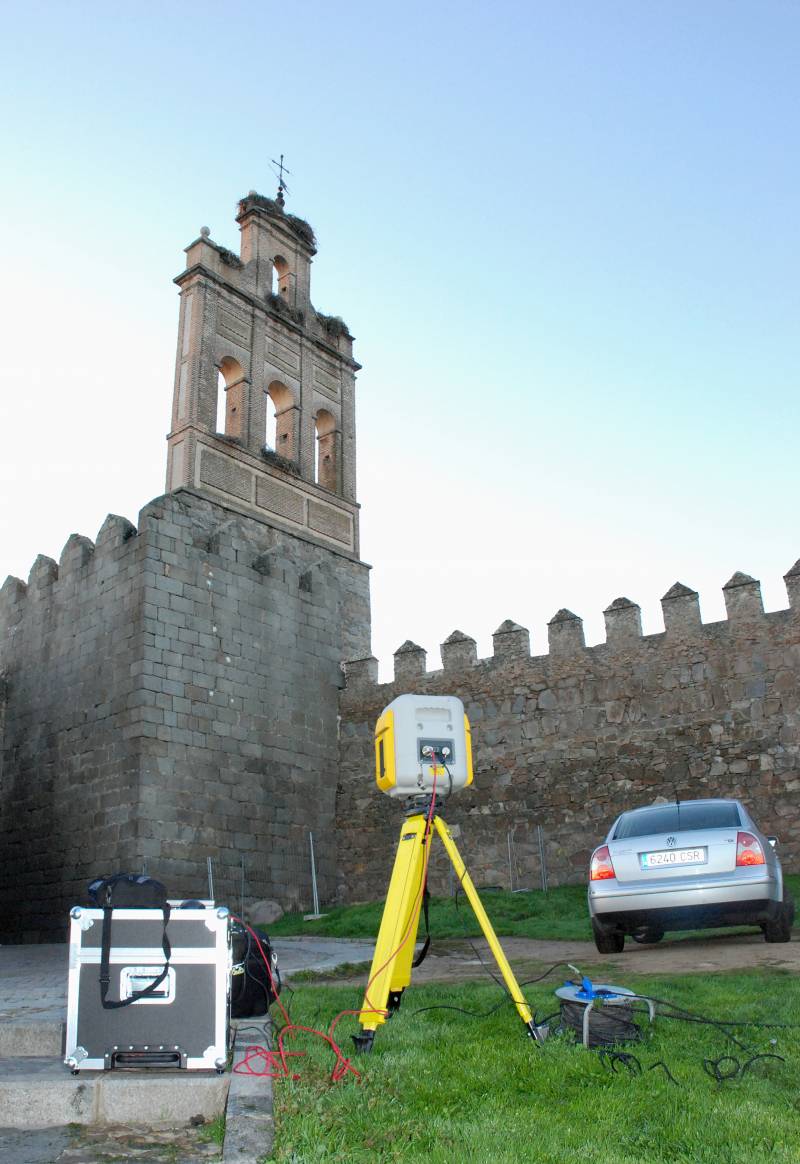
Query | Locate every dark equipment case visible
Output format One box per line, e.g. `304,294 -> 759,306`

65,904 -> 230,1072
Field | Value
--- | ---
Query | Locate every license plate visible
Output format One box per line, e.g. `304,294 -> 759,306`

640,847 -> 706,869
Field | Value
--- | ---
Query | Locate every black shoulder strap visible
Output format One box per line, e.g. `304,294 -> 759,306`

99,904 -> 172,1010
412,886 -> 431,968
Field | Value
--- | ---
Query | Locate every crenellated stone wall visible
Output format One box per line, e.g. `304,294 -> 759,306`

336,564 -> 800,902
0,488 -> 370,940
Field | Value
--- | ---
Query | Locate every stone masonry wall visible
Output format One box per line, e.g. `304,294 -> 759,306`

336,565 -> 800,902
0,487 -> 370,940
0,517 -> 146,940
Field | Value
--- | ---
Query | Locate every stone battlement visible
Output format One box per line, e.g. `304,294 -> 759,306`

343,561 -> 800,689
336,558 -> 800,902
0,488 -> 371,940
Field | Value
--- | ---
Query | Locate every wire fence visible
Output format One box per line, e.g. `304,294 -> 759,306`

507,824 -> 549,893
138,824 -> 551,914
140,830 -> 334,919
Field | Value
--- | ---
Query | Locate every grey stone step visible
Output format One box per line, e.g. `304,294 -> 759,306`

0,1019 -> 64,1058
0,1057 -> 229,1129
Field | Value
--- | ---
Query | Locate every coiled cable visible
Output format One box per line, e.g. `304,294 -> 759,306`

559,999 -> 642,1047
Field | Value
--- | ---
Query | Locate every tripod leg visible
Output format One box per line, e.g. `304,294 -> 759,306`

354,814 -> 429,1051
433,816 -> 542,1040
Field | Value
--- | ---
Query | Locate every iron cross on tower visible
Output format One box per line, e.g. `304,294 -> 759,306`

271,154 -> 291,206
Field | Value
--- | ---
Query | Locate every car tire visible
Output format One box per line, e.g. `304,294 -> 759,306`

631,926 -> 664,944
764,891 -> 795,943
591,917 -> 624,954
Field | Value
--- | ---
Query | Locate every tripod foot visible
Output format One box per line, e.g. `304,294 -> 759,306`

526,1020 -> 550,1044
351,1031 -> 375,1055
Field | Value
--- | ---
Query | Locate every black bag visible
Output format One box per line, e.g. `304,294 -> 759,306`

87,873 -> 171,1010
230,922 -> 281,1018
88,873 -> 168,910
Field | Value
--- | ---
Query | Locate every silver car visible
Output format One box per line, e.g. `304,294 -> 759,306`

588,798 -> 794,952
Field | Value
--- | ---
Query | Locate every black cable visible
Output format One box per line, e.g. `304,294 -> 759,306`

703,1056 -> 745,1083
627,994 -> 751,1051
648,1060 -> 680,1086
456,875 -> 507,991
741,1053 -> 786,1075
411,962 -> 575,1021
599,1049 -> 642,1075
442,761 -> 454,799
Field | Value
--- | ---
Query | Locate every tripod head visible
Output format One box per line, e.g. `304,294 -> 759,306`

374,694 -> 473,800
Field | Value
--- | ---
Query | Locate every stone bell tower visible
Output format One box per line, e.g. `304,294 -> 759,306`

167,191 -> 360,556
0,190 -> 372,940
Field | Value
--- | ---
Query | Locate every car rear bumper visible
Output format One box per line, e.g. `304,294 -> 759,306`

589,871 -> 782,932
590,897 -> 782,933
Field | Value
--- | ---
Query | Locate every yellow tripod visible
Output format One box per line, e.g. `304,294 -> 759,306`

353,807 -> 544,1052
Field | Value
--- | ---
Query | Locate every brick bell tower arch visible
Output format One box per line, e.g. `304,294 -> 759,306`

167,193 -> 360,556
152,192 -> 372,910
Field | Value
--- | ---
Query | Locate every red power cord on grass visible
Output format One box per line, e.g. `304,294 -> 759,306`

231,914 -> 362,1083
232,768 -> 441,1084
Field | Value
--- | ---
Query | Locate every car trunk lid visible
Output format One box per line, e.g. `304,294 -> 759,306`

608,828 -> 739,884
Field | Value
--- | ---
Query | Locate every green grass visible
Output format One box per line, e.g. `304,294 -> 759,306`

198,1114 -> 226,1147
269,969 -> 800,1162
268,885 -> 592,941
266,873 -> 800,945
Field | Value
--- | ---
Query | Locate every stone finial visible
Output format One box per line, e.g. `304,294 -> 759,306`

96,514 -> 137,549
0,576 -> 28,609
0,576 -> 28,632
200,226 -> 211,238
393,640 -> 427,684
28,555 -> 58,591
784,558 -> 800,610
547,609 -> 585,656
441,630 -> 477,671
59,534 -> 95,576
661,582 -> 701,635
722,571 -> 764,622
342,656 -> 379,688
492,620 -> 530,661
603,597 -> 643,646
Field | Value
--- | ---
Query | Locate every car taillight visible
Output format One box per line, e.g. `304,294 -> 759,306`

736,831 -> 765,867
590,845 -> 616,881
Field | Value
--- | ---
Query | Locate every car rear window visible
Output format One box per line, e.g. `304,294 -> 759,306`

613,802 -> 742,839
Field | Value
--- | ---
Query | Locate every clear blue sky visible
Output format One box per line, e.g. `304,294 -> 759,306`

1,1 -> 797,677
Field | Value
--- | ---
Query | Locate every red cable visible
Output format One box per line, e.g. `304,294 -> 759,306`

231,761 -> 442,1081
231,914 -> 361,1083
330,766 -> 440,1041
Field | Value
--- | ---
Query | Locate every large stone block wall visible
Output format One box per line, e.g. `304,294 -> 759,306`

0,517 -> 147,940
0,488 -> 370,940
336,567 -> 800,902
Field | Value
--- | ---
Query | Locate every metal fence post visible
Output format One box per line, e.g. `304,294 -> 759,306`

304,831 -> 326,919
537,825 -> 548,893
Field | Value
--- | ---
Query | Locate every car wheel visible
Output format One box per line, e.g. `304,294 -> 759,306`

591,917 -> 624,954
631,926 -> 664,944
764,891 -> 795,943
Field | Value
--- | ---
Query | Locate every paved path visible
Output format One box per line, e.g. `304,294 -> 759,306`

392,929 -> 800,985
0,937 -> 376,1026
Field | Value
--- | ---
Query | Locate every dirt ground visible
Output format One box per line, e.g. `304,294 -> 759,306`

322,929 -> 799,988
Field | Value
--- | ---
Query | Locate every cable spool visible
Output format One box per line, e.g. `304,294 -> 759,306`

559,999 -> 642,1047
555,980 -> 652,1048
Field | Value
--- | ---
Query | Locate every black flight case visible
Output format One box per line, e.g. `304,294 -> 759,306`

64,902 -> 230,1072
